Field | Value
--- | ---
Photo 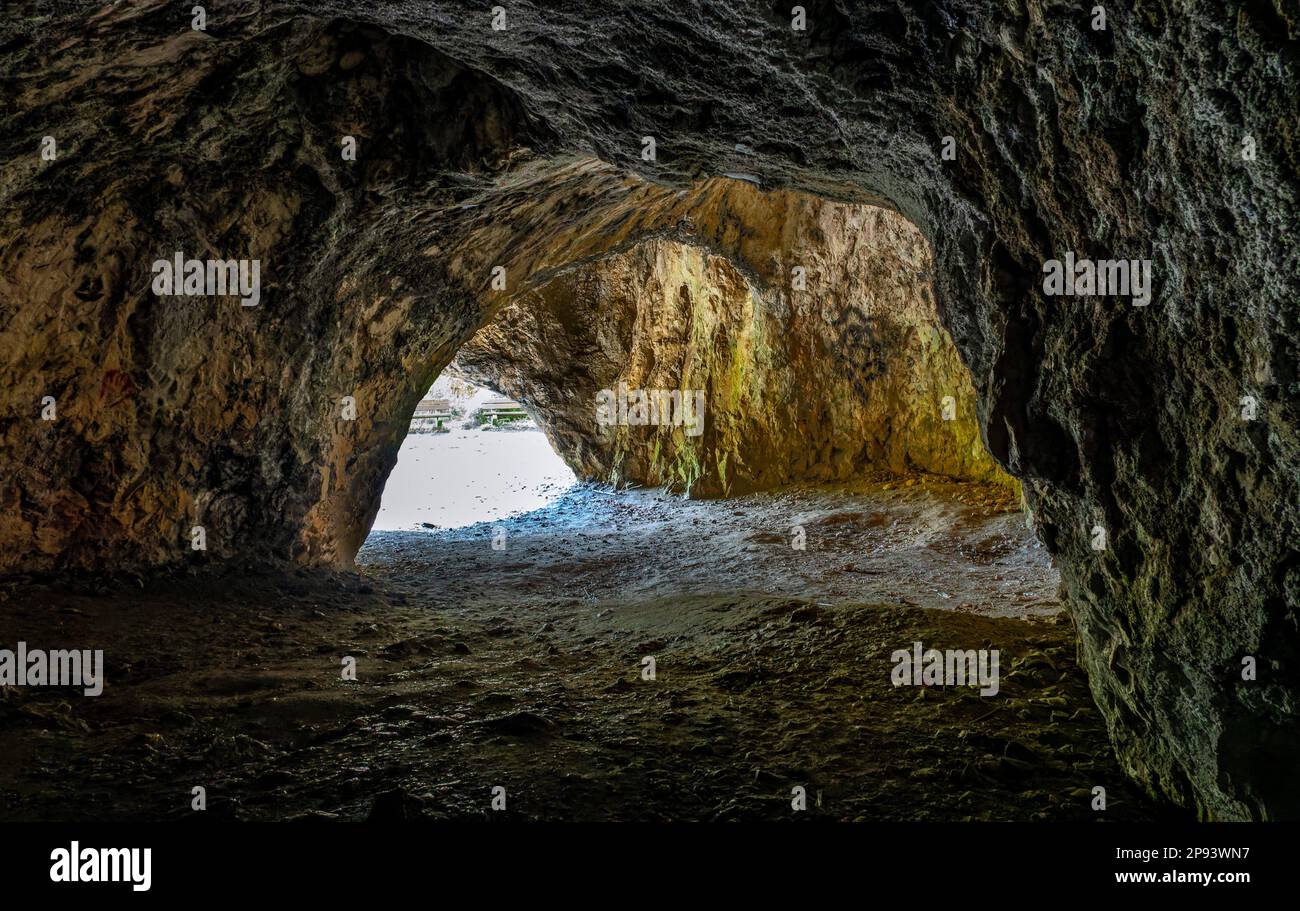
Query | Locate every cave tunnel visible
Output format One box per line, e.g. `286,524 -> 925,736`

1,0 -> 1298,848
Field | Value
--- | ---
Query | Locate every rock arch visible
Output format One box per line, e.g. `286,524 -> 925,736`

451,186 -> 1013,497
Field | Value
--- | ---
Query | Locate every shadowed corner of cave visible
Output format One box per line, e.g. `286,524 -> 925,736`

0,2 -> 1296,826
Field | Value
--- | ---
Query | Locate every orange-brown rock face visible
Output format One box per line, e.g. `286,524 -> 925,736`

0,14 -> 553,573
455,195 -> 1013,496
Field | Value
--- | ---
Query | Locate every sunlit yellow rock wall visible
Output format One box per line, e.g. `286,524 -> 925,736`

455,201 -> 1015,496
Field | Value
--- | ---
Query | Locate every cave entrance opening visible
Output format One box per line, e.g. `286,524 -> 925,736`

368,371 -> 577,533
343,197 -> 1104,821
358,196 -> 1059,623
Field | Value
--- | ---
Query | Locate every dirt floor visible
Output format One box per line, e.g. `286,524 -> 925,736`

0,475 -> 1175,821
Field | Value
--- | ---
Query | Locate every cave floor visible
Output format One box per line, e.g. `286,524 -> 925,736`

0,476 -> 1172,821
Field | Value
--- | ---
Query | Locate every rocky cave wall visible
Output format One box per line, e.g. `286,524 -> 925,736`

0,10 -> 557,572
454,195 -> 1013,495
2,1 -> 1298,820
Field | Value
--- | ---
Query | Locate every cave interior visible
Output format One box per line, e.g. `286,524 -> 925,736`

0,0 -> 1297,823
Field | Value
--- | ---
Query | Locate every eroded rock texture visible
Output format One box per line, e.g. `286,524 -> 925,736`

1,0 -> 1298,819
455,194 -> 1011,495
